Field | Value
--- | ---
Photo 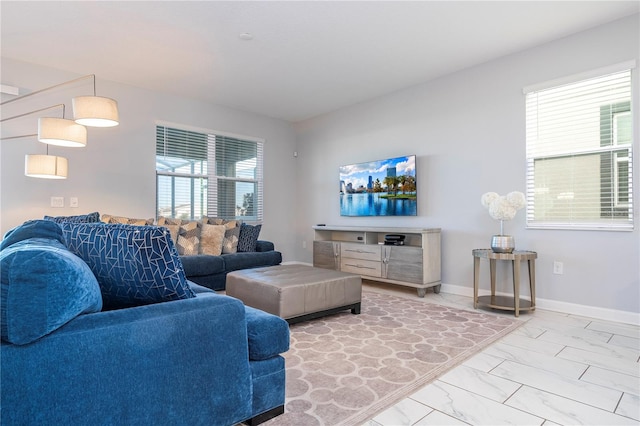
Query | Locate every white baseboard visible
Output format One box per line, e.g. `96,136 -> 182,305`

441,283 -> 640,326
278,264 -> 639,326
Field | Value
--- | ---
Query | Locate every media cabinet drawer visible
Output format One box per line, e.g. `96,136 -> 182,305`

341,259 -> 382,277
341,243 -> 381,261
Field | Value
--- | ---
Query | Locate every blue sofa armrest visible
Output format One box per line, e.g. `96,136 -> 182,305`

1,294 -> 254,426
244,305 -> 289,360
256,240 -> 275,252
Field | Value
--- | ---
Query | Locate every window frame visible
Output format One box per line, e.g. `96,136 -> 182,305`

155,122 -> 264,223
524,64 -> 634,231
600,103 -> 631,216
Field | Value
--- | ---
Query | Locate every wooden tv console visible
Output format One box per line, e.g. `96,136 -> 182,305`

313,226 -> 441,297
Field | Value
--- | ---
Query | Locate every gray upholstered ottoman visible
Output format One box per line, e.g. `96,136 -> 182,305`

226,264 -> 362,324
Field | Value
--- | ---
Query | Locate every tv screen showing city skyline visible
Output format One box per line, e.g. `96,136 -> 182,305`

339,155 -> 417,216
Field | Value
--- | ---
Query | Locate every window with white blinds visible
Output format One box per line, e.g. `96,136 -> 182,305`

156,125 -> 263,222
525,68 -> 633,230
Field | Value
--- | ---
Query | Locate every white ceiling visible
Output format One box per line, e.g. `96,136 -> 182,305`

1,1 -> 638,123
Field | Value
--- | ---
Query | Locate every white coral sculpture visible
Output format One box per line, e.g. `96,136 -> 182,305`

481,191 -> 526,234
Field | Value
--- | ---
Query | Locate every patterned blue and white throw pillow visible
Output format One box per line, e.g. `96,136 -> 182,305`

44,211 -> 100,224
237,223 -> 262,252
60,222 -> 195,309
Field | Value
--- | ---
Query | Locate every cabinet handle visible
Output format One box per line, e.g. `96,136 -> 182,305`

344,263 -> 376,270
345,249 -> 376,254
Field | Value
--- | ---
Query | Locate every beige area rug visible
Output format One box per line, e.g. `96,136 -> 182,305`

264,290 -> 522,426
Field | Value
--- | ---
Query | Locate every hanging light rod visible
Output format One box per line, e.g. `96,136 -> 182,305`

1,75 -> 94,105
1,74 -> 119,127
1,103 -> 65,123
0,103 -> 64,141
0,103 -> 87,147
1,133 -> 37,141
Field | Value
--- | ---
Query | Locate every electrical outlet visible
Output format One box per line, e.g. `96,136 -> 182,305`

50,196 -> 64,208
553,261 -> 564,275
302,240 -> 307,249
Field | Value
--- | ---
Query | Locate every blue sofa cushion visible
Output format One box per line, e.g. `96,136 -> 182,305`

0,219 -> 65,251
0,234 -> 102,345
238,223 -> 262,252
61,223 -> 195,309
244,306 -> 289,360
223,251 -> 282,273
180,254 -> 226,276
43,211 -> 100,224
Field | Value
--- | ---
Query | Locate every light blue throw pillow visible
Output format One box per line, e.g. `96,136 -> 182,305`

0,237 -> 103,345
1,219 -> 65,251
60,223 -> 196,309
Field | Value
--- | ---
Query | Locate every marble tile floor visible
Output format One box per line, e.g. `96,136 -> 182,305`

361,281 -> 640,426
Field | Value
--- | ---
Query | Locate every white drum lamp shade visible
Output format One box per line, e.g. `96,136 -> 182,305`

73,96 -> 119,127
25,154 -> 68,179
38,117 -> 87,147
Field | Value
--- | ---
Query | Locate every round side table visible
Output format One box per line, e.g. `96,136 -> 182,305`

472,249 -> 537,317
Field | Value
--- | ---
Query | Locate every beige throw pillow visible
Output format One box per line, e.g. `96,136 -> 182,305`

204,217 -> 238,228
221,225 -> 240,254
101,213 -> 154,225
203,217 -> 241,254
157,217 -> 182,226
163,224 -> 180,244
176,221 -> 201,255
199,224 -> 226,256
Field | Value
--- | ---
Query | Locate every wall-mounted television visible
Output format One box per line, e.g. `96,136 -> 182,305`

339,154 -> 417,216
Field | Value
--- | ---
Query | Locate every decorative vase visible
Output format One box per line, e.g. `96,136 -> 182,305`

491,235 -> 515,253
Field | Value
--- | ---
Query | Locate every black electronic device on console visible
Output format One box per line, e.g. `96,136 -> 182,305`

384,234 -> 405,245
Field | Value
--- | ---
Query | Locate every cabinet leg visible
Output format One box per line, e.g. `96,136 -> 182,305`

417,288 -> 427,298
433,284 -> 441,294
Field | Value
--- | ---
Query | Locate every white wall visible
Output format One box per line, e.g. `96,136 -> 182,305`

0,59 -> 298,261
1,16 -> 638,321
293,14 -> 640,320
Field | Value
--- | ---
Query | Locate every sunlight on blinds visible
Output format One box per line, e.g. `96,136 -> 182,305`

525,69 -> 633,230
156,125 -> 263,222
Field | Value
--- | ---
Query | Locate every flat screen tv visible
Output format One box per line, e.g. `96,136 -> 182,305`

339,154 -> 417,216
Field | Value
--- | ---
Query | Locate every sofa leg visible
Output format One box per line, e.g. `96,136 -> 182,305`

351,302 -> 361,314
245,405 -> 284,425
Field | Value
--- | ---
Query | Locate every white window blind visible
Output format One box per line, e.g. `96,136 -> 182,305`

207,133 -> 264,221
156,125 -> 263,222
525,69 -> 633,230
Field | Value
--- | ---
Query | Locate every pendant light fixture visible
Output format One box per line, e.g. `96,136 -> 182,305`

0,74 -> 118,179
73,95 -> 119,127
38,117 -> 87,147
1,74 -> 119,128
24,153 -> 68,179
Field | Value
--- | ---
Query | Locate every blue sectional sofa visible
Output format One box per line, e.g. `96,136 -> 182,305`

0,220 -> 289,426
180,239 -> 282,291
97,213 -> 283,291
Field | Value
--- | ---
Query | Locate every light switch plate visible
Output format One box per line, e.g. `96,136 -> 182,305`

70,197 -> 79,208
51,196 -> 64,208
